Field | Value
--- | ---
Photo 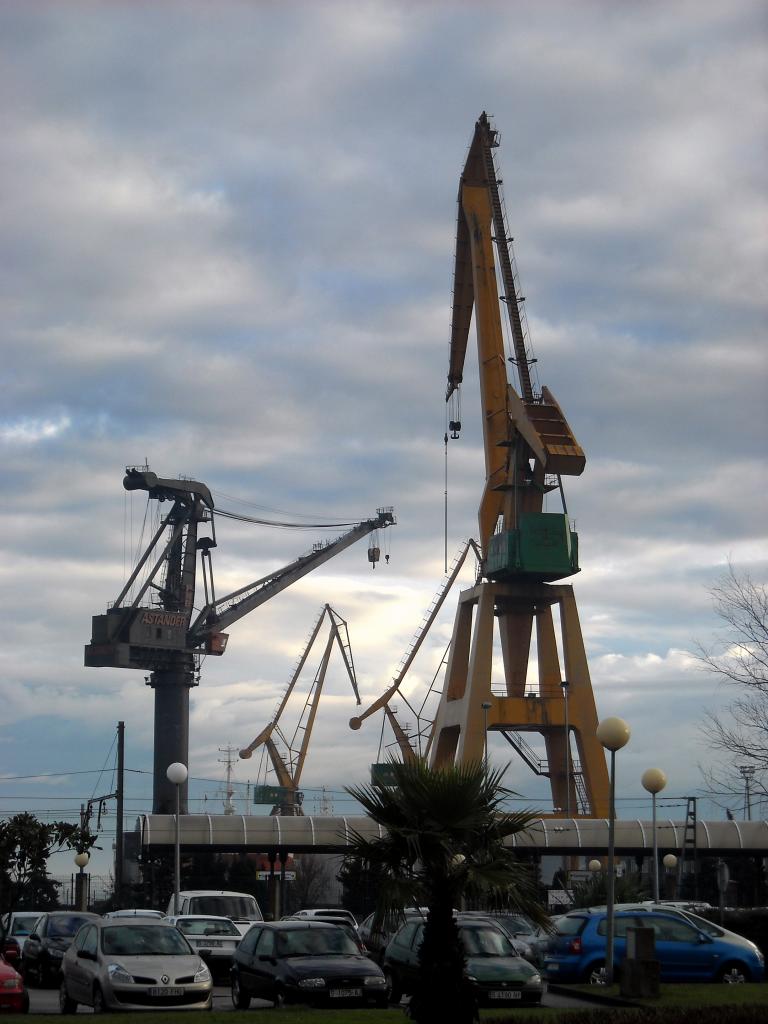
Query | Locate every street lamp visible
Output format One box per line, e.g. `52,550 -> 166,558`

596,716 -> 630,986
74,851 -> 89,911
562,680 -> 571,817
641,768 -> 667,902
166,762 -> 188,916
588,858 -> 602,873
663,853 -> 678,901
481,701 -> 492,776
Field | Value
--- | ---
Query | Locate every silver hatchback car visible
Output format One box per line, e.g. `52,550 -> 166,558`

60,919 -> 212,1012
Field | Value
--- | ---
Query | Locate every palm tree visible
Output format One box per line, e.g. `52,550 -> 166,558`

345,758 -> 547,1024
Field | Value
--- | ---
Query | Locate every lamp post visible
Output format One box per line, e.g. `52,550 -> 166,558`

641,768 -> 667,903
596,716 -> 630,986
166,762 -> 188,916
73,851 -> 89,911
481,701 -> 492,776
562,680 -> 571,817
663,853 -> 678,901
588,858 -> 602,873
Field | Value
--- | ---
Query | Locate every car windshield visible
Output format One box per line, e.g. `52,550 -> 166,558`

48,916 -> 94,939
461,926 -> 515,957
102,925 -> 192,956
676,910 -> 722,937
498,915 -> 535,936
177,919 -> 239,936
188,897 -> 260,920
276,929 -> 359,957
11,918 -> 39,937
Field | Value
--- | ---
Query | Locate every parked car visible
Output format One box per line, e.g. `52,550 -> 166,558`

1,938 -> 21,970
59,917 -> 213,1012
584,902 -> 762,963
1,913 -> 42,956
165,891 -> 262,937
20,912 -> 99,987
358,907 -> 427,963
291,908 -> 359,929
542,910 -> 765,984
165,915 -> 241,974
0,952 -> 28,1013
383,914 -> 543,1007
230,920 -> 387,1009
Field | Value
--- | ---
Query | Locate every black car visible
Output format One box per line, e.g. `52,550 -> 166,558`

21,912 -> 99,987
230,920 -> 388,1009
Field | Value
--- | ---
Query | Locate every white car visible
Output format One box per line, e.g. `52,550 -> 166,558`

165,916 -> 241,972
166,891 -> 263,937
291,908 -> 359,929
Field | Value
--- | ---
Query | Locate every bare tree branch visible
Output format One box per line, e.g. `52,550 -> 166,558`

696,563 -> 768,805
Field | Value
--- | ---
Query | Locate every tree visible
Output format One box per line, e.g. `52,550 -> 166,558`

0,814 -> 97,937
697,565 -> 768,811
345,758 -> 547,1024
569,869 -> 647,909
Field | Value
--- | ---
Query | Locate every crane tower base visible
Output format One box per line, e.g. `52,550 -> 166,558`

429,579 -> 610,817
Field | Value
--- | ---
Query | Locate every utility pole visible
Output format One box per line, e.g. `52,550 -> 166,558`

218,745 -> 238,814
115,721 -> 125,902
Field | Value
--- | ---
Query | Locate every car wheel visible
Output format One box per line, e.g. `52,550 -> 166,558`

273,985 -> 285,1009
585,960 -> 607,985
231,972 -> 251,1009
718,962 -> 749,984
384,969 -> 403,1004
59,980 -> 78,1014
92,985 -> 106,1014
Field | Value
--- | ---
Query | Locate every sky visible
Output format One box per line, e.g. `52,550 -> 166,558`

0,0 -> 766,880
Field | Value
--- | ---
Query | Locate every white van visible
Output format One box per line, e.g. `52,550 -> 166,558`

166,890 -> 263,936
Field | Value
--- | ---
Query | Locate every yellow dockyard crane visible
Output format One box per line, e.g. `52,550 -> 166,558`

432,113 -> 610,817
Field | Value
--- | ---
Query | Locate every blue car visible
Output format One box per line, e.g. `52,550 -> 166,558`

542,911 -> 764,984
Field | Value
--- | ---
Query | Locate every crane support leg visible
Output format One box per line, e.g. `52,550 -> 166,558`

429,581 -> 609,817
148,657 -> 197,813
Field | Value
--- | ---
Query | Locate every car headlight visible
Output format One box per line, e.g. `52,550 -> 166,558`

297,977 -> 326,989
527,973 -> 542,984
363,975 -> 386,987
194,962 -> 211,984
107,964 -> 134,985
466,973 -> 477,982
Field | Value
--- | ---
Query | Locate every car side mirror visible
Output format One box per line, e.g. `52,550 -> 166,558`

698,934 -> 712,944
29,934 -> 39,942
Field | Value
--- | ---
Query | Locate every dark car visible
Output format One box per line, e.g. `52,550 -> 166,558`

383,915 -> 543,1007
230,920 -> 387,1009
542,911 -> 765,984
358,908 -> 427,964
20,912 -> 99,987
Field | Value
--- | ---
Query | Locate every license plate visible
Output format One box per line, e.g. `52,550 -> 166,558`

490,990 -> 521,1000
148,987 -> 184,997
330,988 -> 362,998
198,940 -> 222,947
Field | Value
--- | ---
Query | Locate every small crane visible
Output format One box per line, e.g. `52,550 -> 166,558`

85,468 -> 394,813
239,604 -> 358,815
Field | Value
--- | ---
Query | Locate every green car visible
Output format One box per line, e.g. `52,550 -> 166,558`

382,915 -> 543,1007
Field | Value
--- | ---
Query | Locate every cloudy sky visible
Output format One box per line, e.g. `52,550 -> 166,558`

1,1 -> 766,876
